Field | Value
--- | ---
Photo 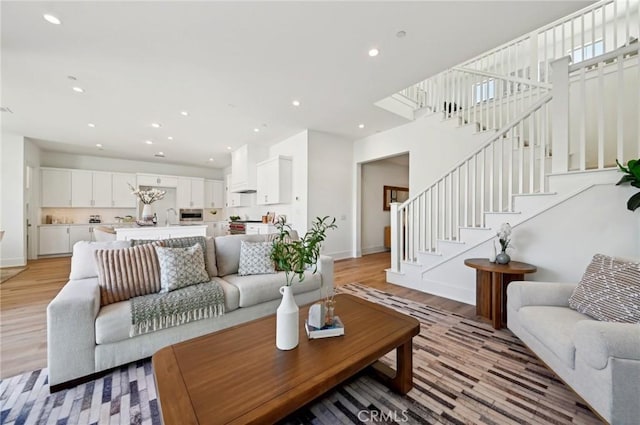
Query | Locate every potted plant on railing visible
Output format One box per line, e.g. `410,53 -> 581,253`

616,159 -> 640,211
270,216 -> 337,350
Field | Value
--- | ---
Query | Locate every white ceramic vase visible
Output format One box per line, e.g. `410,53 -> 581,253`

141,204 -> 153,221
276,285 -> 299,350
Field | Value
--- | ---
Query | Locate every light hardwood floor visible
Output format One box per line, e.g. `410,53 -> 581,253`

0,252 -> 475,379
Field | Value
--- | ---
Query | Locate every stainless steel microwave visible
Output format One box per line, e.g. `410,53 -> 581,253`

179,208 -> 203,223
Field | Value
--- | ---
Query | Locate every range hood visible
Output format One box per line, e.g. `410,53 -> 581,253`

230,144 -> 268,193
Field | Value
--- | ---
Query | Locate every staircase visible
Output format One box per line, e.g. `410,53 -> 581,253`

380,0 -> 640,304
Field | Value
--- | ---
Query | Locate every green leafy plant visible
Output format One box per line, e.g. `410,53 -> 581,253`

271,216 -> 337,286
616,159 -> 640,211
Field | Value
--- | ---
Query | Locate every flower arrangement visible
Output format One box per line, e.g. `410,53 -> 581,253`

128,183 -> 166,205
497,223 -> 512,252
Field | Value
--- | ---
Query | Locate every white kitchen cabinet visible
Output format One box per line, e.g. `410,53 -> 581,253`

204,180 -> 224,208
41,168 -> 72,207
69,225 -> 93,247
112,173 -> 137,207
245,223 -> 278,235
177,178 -> 205,209
39,226 -> 71,255
230,144 -> 268,193
115,225 -> 207,241
39,225 -> 97,255
71,170 -> 112,207
225,174 -> 250,207
205,221 -> 229,237
137,174 -> 179,188
256,156 -> 292,205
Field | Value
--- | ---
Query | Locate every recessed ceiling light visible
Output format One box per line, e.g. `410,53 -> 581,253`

145,140 -> 153,145
253,128 -> 260,133
227,146 -> 232,150
95,143 -> 103,148
167,136 -> 173,140
358,123 -> 365,129
368,48 -> 379,57
72,87 -> 84,93
208,158 -> 214,162
180,111 -> 189,116
43,14 -> 61,25
292,100 -> 301,107
155,152 -> 165,158
151,122 -> 161,128
87,123 -> 95,128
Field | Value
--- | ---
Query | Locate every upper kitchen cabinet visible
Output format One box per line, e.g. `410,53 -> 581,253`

177,177 -> 205,209
230,144 -> 268,193
204,179 -> 224,209
256,156 -> 292,205
71,170 -> 112,207
41,168 -> 72,207
112,173 -> 137,208
136,174 -> 178,188
225,174 -> 250,207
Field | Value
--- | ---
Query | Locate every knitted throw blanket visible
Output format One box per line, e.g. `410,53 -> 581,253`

130,280 -> 225,337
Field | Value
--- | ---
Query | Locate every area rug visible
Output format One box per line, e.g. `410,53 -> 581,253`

0,267 -> 27,284
0,283 -> 602,425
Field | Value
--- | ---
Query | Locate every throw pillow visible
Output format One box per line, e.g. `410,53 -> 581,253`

133,236 -> 217,276
568,253 -> 640,323
94,242 -> 162,306
69,240 -> 132,280
238,240 -> 276,276
155,244 -> 210,292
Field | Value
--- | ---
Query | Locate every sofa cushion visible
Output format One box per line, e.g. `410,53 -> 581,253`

238,241 -> 276,276
133,236 -> 217,277
94,242 -> 162,306
518,305 -> 592,368
96,278 -> 241,345
222,270 -> 321,308
214,234 -> 266,276
569,254 -> 640,323
69,240 -> 131,280
155,244 -> 209,292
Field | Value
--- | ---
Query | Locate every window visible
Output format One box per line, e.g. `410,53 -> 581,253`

570,40 -> 604,64
474,79 -> 495,103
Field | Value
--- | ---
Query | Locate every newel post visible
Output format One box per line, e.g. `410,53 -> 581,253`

550,56 -> 571,173
390,202 -> 401,272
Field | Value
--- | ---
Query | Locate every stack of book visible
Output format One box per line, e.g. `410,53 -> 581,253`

304,316 -> 345,339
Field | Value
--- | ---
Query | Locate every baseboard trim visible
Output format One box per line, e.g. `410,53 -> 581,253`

361,246 -> 388,255
0,257 -> 26,268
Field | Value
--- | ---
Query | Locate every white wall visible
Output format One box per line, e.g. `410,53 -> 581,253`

1,133 -> 26,267
361,160 -> 409,254
308,130 -> 353,260
40,150 -> 223,179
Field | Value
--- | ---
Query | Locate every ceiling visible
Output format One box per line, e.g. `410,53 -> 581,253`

1,1 -> 594,169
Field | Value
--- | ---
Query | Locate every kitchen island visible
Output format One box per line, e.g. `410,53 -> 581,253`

115,224 -> 207,241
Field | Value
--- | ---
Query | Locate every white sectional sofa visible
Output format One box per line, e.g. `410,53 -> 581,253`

47,233 -> 333,390
507,281 -> 640,425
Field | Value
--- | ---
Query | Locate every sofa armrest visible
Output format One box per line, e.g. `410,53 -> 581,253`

316,255 -> 334,296
575,320 -> 640,369
507,281 -> 577,311
47,279 -> 101,387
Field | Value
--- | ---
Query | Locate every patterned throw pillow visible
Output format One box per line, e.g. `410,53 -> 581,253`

155,244 -> 210,292
568,253 -> 640,323
94,242 -> 162,306
238,241 -> 276,276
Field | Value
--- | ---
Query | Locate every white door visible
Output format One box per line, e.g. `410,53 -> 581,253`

71,170 -> 93,207
41,169 -> 71,207
92,172 -> 112,207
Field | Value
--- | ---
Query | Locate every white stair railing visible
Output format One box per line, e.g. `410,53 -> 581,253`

390,94 -> 552,269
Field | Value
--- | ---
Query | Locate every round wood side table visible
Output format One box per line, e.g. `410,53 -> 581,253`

464,258 -> 537,329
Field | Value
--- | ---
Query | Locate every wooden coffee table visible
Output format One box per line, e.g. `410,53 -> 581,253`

153,294 -> 420,425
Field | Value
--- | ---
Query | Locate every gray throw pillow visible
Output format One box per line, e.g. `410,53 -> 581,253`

238,241 -> 276,276
155,244 -> 210,292
568,253 -> 640,323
